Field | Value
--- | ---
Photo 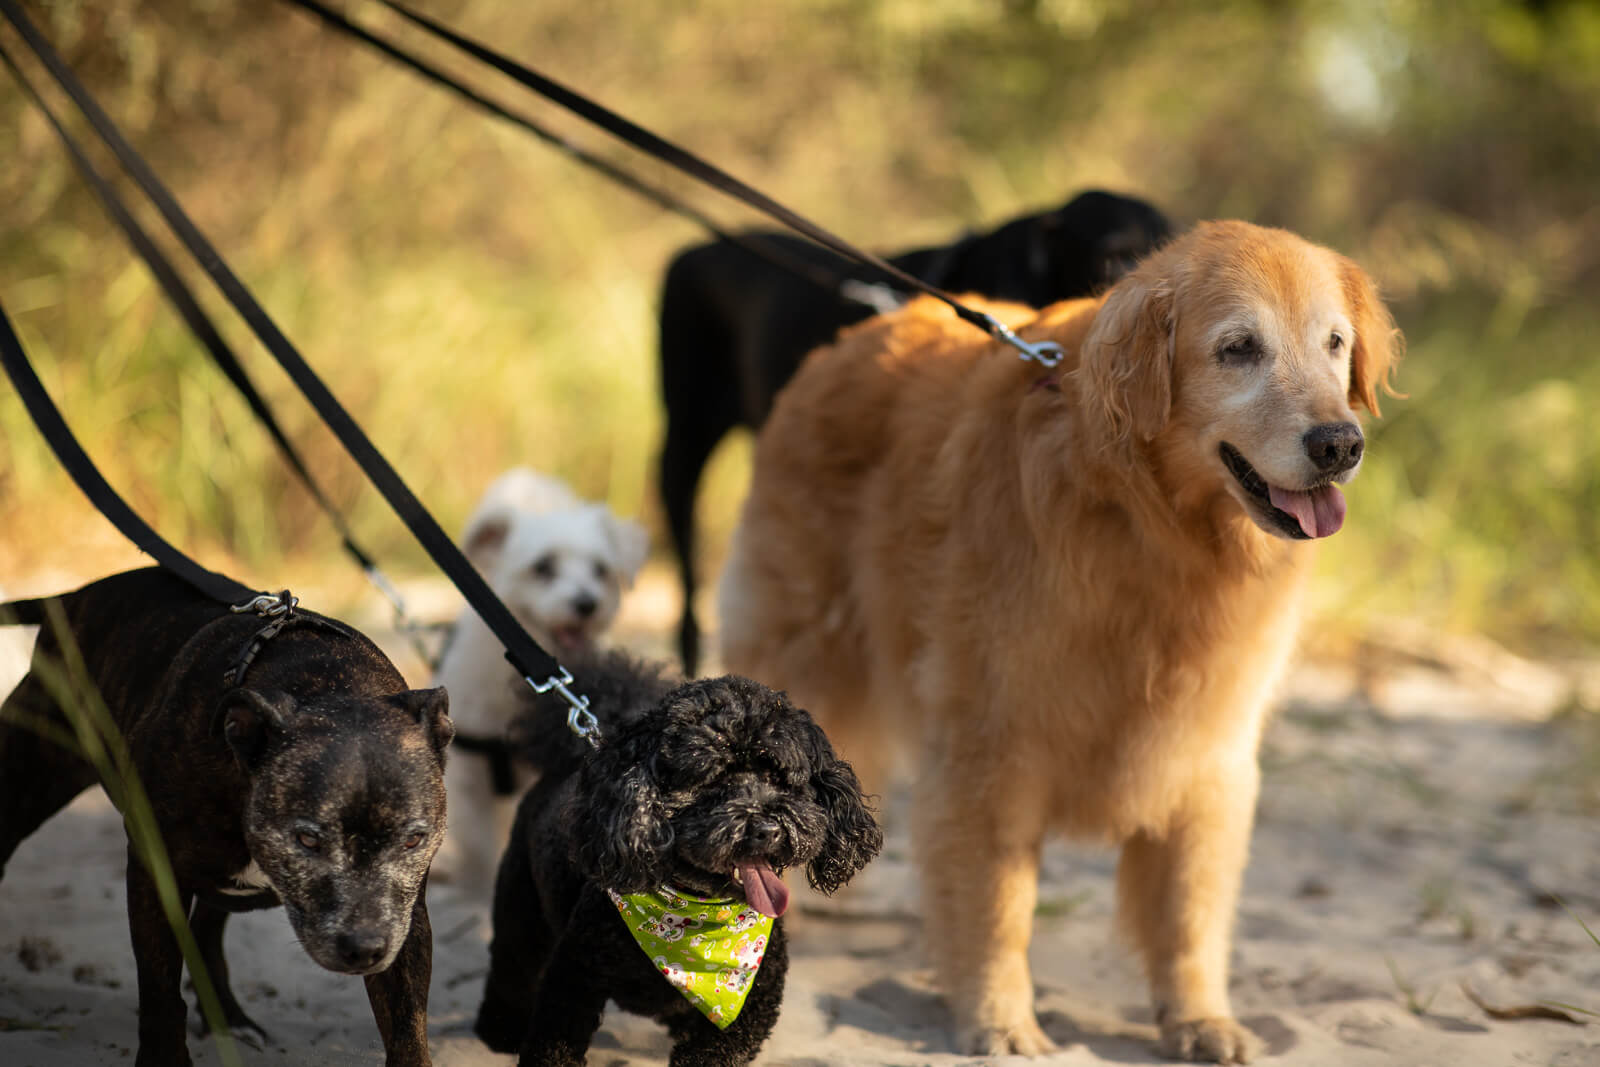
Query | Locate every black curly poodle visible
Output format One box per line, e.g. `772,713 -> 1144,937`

475,651 -> 882,1066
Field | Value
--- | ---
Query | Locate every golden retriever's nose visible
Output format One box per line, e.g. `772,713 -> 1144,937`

1304,422 -> 1364,476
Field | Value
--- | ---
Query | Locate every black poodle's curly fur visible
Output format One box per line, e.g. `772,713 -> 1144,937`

476,651 -> 883,1066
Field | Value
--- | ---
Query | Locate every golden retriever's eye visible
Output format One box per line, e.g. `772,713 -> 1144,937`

1218,335 -> 1260,365
1329,332 -> 1345,354
532,555 -> 556,580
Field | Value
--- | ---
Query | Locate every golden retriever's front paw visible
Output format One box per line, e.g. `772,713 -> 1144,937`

958,1016 -> 1058,1057
1160,1016 -> 1258,1063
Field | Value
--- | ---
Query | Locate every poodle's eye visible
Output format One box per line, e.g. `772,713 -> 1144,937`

1217,334 -> 1261,365
1328,332 -> 1345,354
593,560 -> 610,581
531,555 -> 556,580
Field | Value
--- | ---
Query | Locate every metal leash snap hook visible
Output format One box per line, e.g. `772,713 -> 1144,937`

528,666 -> 601,747
981,313 -> 1064,369
230,589 -> 298,618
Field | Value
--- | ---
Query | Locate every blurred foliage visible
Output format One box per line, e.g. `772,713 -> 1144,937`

1,0 -> 1597,652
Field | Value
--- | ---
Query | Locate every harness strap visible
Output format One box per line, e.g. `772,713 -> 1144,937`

450,732 -> 519,797
0,0 -> 569,694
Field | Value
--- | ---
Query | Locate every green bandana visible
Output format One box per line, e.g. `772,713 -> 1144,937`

608,886 -> 774,1028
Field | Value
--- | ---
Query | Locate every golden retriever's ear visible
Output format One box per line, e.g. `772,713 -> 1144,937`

1079,273 -> 1175,444
1339,256 -> 1402,416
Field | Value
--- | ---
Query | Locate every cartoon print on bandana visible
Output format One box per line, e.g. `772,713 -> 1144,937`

641,911 -> 700,942
609,886 -> 775,1029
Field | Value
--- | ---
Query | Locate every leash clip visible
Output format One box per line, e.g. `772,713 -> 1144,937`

980,313 -> 1064,369
223,590 -> 299,686
231,590 -> 298,618
528,666 -> 601,747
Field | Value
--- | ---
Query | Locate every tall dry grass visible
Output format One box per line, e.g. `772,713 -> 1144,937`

1,0 -> 1597,655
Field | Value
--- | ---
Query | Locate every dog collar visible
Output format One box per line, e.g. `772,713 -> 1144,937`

607,886 -> 774,1029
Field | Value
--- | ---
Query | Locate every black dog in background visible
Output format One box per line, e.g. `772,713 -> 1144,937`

474,651 -> 881,1066
658,189 -> 1173,674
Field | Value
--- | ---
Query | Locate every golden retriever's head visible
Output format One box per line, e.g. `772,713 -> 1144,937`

1077,220 -> 1399,541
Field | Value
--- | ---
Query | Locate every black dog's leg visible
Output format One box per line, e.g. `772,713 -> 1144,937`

186,899 -> 270,1048
363,885 -> 433,1067
126,850 -> 196,1067
514,920 -> 610,1067
659,412 -> 730,678
665,925 -> 788,1067
0,674 -> 99,879
475,832 -> 552,1052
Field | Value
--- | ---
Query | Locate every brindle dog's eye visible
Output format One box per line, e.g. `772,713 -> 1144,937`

402,832 -> 424,850
297,831 -> 321,852
532,555 -> 556,580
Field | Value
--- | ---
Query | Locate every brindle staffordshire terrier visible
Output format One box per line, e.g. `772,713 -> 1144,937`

0,567 -> 453,1066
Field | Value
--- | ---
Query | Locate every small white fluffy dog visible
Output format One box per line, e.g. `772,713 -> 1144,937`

433,469 -> 649,890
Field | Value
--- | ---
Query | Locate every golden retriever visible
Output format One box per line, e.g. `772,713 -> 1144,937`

717,221 -> 1398,1063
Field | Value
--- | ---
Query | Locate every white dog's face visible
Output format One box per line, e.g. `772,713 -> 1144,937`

490,507 -> 644,652
463,473 -> 649,655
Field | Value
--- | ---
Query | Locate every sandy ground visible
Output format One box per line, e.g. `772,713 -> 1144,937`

2,570 -> 1598,1066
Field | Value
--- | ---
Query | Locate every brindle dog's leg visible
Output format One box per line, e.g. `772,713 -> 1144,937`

126,849 -> 196,1067
0,673 -> 99,879
187,899 -> 271,1048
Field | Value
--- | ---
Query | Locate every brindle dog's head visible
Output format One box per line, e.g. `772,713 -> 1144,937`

220,687 -> 453,975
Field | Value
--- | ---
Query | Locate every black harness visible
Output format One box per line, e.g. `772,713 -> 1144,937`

450,732 -> 519,797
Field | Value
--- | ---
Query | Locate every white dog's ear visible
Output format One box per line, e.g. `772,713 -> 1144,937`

461,505 -> 516,571
1078,271 -> 1175,446
602,513 -> 651,589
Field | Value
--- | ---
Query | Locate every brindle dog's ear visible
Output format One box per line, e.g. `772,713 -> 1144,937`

221,689 -> 296,770
399,687 -> 454,755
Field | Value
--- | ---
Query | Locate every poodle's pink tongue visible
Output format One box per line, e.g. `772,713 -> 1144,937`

737,862 -> 789,918
1268,483 -> 1346,538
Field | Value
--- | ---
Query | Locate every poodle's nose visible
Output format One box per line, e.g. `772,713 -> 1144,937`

572,594 -> 598,618
747,821 -> 784,853
1303,421 -> 1363,475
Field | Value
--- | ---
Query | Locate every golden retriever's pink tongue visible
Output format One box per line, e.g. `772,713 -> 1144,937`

737,862 -> 789,917
1268,483 -> 1346,538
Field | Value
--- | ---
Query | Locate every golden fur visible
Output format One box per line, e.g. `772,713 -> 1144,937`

718,221 -> 1399,1062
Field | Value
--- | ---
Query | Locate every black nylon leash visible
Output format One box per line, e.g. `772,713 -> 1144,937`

0,302 -> 255,607
296,0 -> 1062,366
0,0 -> 596,740
0,42 -> 440,668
